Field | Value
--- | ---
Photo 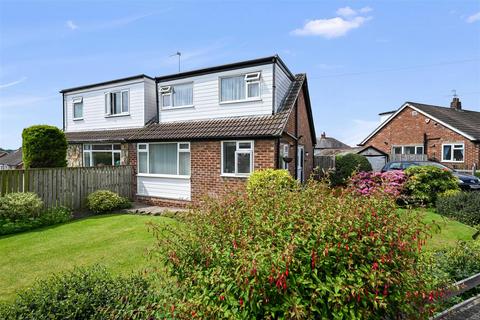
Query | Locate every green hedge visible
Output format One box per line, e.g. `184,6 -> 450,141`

22,125 -> 67,168
330,153 -> 372,186
436,191 -> 480,227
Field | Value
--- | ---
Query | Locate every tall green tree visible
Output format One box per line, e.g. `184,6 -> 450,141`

22,125 -> 67,168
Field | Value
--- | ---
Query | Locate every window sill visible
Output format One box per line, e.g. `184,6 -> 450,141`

161,105 -> 195,111
105,113 -> 130,118
73,118 -> 84,121
442,160 -> 465,163
137,173 -> 191,179
219,98 -> 262,105
220,174 -> 250,178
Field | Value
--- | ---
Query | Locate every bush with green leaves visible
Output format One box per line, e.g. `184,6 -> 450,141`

246,169 -> 297,197
436,191 -> 480,227
86,190 -> 131,214
0,192 -> 43,220
22,125 -> 67,168
404,166 -> 459,205
0,265 -> 151,320
149,180 -> 442,319
330,153 -> 372,186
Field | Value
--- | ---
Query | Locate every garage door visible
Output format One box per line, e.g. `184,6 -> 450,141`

366,156 -> 387,172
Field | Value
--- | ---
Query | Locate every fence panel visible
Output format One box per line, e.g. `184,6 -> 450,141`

314,155 -> 336,171
0,166 -> 133,210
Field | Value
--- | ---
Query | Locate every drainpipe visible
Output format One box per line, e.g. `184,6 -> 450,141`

62,92 -> 66,131
155,78 -> 159,123
272,63 -> 276,115
295,101 -> 298,180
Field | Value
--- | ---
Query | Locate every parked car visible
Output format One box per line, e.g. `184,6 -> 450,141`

381,161 -> 480,191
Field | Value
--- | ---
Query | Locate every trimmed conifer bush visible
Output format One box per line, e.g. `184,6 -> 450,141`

22,125 -> 67,168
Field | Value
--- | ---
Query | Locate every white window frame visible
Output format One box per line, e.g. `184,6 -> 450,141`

221,140 -> 254,177
137,142 -> 191,178
219,72 -> 262,104
441,143 -> 464,163
280,143 -> 289,170
104,89 -> 130,117
160,83 -> 194,110
391,145 -> 424,155
72,97 -> 83,120
83,144 -> 121,167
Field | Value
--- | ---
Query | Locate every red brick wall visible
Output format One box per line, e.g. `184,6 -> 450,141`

364,106 -> 480,170
283,88 -> 315,180
128,139 -> 277,205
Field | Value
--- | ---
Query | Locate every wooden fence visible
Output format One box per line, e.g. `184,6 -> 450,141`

390,154 -> 428,161
314,155 -> 335,171
0,166 -> 133,210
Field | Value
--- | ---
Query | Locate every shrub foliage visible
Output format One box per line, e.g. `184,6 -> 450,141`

0,265 -> 150,320
349,170 -> 407,198
22,125 -> 67,168
436,191 -> 480,227
86,190 -> 131,214
150,171 -> 439,319
0,192 -> 43,220
404,166 -> 459,205
246,169 -> 297,197
331,153 -> 372,186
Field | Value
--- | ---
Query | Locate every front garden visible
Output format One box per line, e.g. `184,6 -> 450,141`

0,157 -> 479,318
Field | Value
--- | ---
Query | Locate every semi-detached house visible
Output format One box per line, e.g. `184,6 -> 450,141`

61,56 -> 316,207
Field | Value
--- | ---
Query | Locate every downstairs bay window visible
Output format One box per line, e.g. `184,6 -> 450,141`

221,141 -> 253,176
83,144 -> 121,167
137,142 -> 190,177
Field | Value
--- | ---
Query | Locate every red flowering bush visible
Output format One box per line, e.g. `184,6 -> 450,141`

149,172 -> 443,319
349,170 -> 407,198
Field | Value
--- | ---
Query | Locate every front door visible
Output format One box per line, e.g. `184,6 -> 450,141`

297,145 -> 304,183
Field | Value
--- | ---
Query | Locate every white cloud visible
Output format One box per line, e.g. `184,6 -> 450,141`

317,63 -> 344,70
291,16 -> 371,39
66,20 -> 78,30
336,6 -> 357,17
0,77 -> 27,89
466,11 -> 480,23
359,7 -> 373,14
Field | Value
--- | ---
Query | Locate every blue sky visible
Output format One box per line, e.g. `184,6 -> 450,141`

0,0 -> 479,149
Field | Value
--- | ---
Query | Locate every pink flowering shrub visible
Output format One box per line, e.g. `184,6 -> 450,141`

349,170 -> 407,198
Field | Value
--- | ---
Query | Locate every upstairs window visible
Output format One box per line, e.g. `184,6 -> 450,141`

73,97 -> 83,120
105,90 -> 129,116
220,72 -> 261,102
160,83 -> 193,108
442,143 -> 464,162
221,141 -> 253,176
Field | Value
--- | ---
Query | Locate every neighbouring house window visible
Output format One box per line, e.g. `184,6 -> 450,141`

73,97 -> 83,119
137,142 -> 190,176
280,143 -> 289,170
220,72 -> 261,102
221,141 -> 253,176
160,83 -> 193,108
104,90 -> 129,115
392,145 -> 424,155
83,144 -> 121,167
442,143 -> 464,162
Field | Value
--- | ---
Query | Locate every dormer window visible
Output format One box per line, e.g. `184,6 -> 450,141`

105,90 -> 129,116
161,83 -> 193,109
220,72 -> 261,103
72,97 -> 83,120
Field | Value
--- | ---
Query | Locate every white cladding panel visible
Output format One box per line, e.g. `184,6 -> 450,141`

275,64 -> 293,111
64,79 -> 147,132
144,78 -> 157,123
158,64 -> 274,122
137,176 -> 191,200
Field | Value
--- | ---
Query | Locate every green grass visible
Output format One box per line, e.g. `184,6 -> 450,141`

408,208 -> 478,250
0,214 -> 173,302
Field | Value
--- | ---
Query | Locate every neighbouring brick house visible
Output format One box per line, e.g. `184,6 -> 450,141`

61,56 -> 316,206
359,98 -> 480,170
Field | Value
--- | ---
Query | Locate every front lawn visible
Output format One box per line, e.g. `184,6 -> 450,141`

407,208 -> 478,250
0,214 -> 173,302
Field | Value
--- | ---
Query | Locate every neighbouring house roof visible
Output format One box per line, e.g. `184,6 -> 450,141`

315,148 -> 357,156
315,135 -> 350,149
0,148 -> 23,167
65,74 -> 316,144
360,101 -> 480,145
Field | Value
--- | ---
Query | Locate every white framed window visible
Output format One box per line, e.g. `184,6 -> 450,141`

442,143 -> 464,162
137,142 -> 190,177
72,97 -> 83,120
160,83 -> 193,109
392,145 -> 424,155
221,141 -> 253,176
220,72 -> 261,103
83,144 -> 121,167
280,143 -> 289,170
104,90 -> 129,116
